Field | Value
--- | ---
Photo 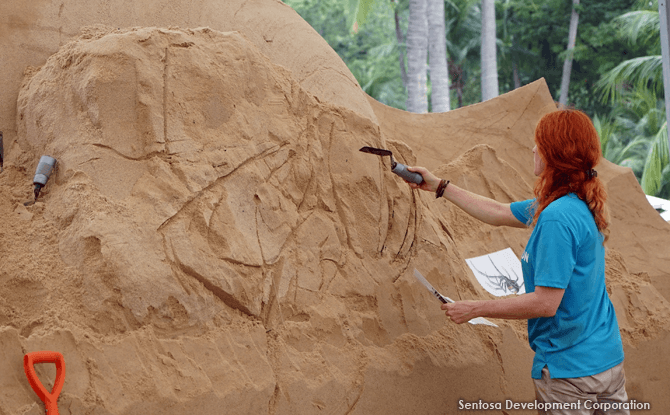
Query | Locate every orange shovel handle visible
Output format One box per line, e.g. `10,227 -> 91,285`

23,351 -> 66,415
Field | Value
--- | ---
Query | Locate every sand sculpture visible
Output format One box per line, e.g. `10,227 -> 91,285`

1,1 -> 669,414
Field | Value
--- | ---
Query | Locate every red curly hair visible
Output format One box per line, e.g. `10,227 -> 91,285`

533,109 -> 610,243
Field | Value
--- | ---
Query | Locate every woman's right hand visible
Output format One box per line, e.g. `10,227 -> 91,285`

406,166 -> 441,192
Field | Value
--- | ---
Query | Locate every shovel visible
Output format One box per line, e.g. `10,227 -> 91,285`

24,351 -> 66,415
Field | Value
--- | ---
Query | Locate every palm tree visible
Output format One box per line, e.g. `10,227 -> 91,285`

348,0 -> 478,110
428,0 -> 450,112
595,88 -> 670,197
596,3 -> 670,196
445,0 -> 481,107
558,0 -> 580,106
405,0 -> 453,113
499,0 -> 521,89
406,0 -> 429,113
480,0 -> 499,101
392,1 -> 409,89
596,9 -> 664,103
659,0 -> 670,169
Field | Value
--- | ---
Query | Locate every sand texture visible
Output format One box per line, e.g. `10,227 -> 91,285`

1,2 -> 669,414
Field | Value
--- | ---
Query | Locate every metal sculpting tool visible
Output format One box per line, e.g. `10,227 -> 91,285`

359,146 -> 423,184
413,268 -> 452,304
25,155 -> 57,205
413,269 -> 498,327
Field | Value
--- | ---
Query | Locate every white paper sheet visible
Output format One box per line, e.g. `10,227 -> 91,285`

465,248 -> 525,297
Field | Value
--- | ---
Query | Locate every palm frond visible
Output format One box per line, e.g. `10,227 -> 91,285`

641,122 -> 670,195
347,0 -> 375,32
368,42 -> 397,58
601,128 -> 649,165
658,163 -> 670,198
634,0 -> 658,9
615,10 -> 661,47
593,114 -> 616,154
595,56 -> 664,103
619,136 -> 651,161
619,157 -> 646,174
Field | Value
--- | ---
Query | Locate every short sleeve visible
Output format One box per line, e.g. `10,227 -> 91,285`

510,199 -> 536,226
533,220 -> 576,289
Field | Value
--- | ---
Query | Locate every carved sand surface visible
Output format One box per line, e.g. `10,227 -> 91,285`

1,2 -> 669,414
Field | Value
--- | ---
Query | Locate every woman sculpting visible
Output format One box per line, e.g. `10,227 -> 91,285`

407,109 -> 628,415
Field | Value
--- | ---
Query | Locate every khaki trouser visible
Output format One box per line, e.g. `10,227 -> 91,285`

533,362 -> 629,415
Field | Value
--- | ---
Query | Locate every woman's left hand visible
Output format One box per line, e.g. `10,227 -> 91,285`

442,301 -> 480,324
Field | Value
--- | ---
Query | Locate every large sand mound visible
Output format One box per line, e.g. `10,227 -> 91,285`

1,2 -> 669,414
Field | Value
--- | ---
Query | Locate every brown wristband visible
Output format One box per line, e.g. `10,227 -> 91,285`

436,179 -> 449,198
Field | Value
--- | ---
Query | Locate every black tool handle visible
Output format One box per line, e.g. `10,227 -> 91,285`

392,163 -> 423,184
433,291 -> 450,304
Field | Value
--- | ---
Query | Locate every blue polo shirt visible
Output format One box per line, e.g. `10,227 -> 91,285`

511,195 -> 624,379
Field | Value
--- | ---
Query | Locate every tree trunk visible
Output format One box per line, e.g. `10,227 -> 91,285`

449,58 -> 464,108
559,0 -> 580,107
512,60 -> 521,89
394,7 -> 409,90
512,39 -> 521,89
658,0 -> 670,156
481,0 -> 499,101
427,0 -> 450,112
406,0 -> 428,113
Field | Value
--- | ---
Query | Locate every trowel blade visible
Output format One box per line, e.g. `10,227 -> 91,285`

359,146 -> 393,157
413,269 -> 499,327
413,269 -> 451,304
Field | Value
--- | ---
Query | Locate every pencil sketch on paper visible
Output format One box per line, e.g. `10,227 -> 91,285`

465,248 -> 525,297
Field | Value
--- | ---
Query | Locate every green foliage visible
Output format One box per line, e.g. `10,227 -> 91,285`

348,0 -> 376,31
595,114 -> 648,173
595,88 -> 670,197
596,56 -> 664,103
501,0 -> 643,114
593,3 -> 670,197
287,0 -> 653,115
641,122 -> 670,196
660,163 -> 670,198
285,0 -> 351,43
595,7 -> 664,104
348,42 -> 408,108
445,0 -> 483,107
617,10 -> 661,48
286,0 -> 408,108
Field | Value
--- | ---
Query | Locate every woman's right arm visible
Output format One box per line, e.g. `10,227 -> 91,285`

407,166 -> 527,228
